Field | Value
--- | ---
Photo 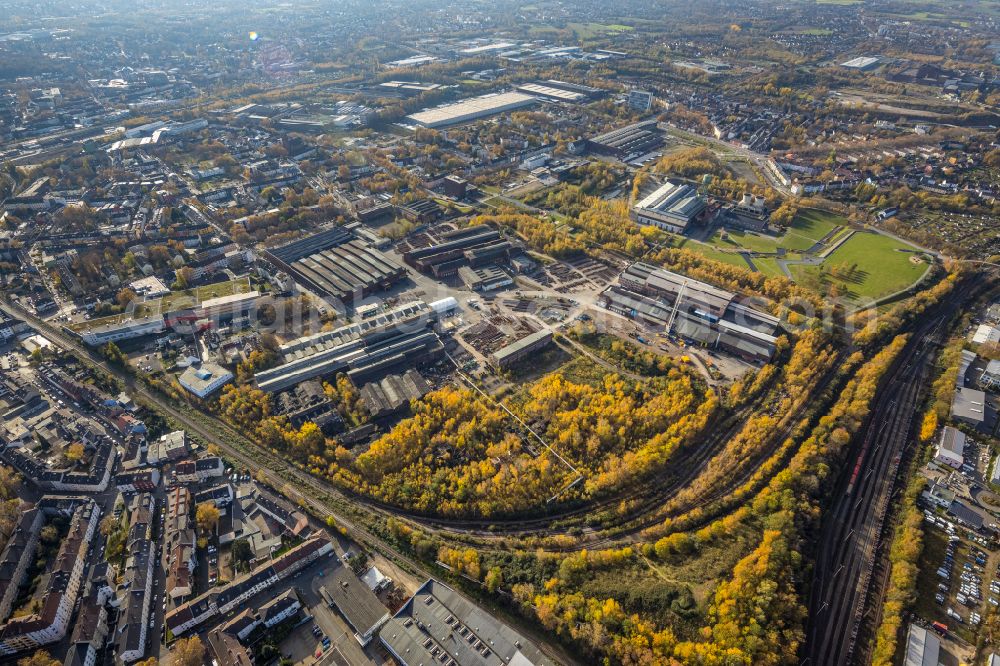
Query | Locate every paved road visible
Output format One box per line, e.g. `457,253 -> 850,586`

1,298 -> 580,666
0,297 -> 427,568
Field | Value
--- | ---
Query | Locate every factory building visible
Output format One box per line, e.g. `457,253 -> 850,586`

587,120 -> 663,159
934,426 -> 966,469
490,330 -> 553,369
515,83 -> 583,102
379,578 -> 554,666
402,225 -> 513,277
378,81 -> 442,95
952,386 -> 987,428
178,363 -> 234,399
515,79 -> 603,103
601,263 -> 780,362
397,199 -> 443,224
723,193 -> 771,232
254,301 -> 442,393
359,370 -> 431,418
264,227 -> 405,302
840,56 -> 881,71
442,175 -> 468,199
406,92 -> 537,128
77,315 -> 165,347
384,55 -> 438,68
458,265 -> 514,292
903,624 -> 939,666
71,278 -> 259,347
631,180 -> 708,233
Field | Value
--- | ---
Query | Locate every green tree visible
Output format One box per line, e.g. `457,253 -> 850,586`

231,539 -> 252,572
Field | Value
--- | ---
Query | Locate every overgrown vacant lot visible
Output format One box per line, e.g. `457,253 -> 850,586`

330,357 -> 716,517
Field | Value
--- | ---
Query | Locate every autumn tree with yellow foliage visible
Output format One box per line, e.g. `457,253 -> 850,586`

330,362 -> 714,517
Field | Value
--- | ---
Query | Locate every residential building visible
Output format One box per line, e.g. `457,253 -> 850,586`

0,502 -> 99,657
260,590 -> 301,628
165,537 -> 333,636
0,509 -> 45,620
147,430 -> 188,465
194,483 -> 234,509
250,491 -> 309,538
165,486 -> 196,601
221,609 -> 259,642
175,456 -> 224,483
64,570 -> 113,666
981,360 -> 1000,390
627,89 -> 654,112
114,469 -> 160,493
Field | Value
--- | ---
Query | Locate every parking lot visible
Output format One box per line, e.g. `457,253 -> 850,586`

915,435 -> 1000,660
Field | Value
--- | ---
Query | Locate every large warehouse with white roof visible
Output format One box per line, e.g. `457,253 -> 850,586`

406,92 -> 537,128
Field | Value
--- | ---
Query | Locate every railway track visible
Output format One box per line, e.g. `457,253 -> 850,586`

6,296 -> 848,554
0,300 -> 433,569
413,344 -> 848,547
3,296 -> 737,547
805,297 -> 965,665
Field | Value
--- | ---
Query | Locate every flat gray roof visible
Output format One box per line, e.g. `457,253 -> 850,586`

380,579 -> 554,666
952,386 -> 986,424
904,624 -> 939,666
492,329 -> 552,363
325,562 -> 390,641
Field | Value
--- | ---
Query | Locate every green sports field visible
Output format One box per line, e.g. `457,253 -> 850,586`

791,232 -> 930,301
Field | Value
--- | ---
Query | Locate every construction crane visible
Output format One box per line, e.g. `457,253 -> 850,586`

664,279 -> 687,336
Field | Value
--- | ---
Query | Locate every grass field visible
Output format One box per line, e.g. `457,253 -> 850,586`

675,239 -> 748,268
791,232 -> 929,301
141,277 -> 253,315
670,210 -> 924,300
527,26 -> 560,36
711,229 -> 781,254
711,228 -> 817,254
751,257 -> 787,278
567,22 -> 634,38
791,208 -> 844,240
706,209 -> 845,256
